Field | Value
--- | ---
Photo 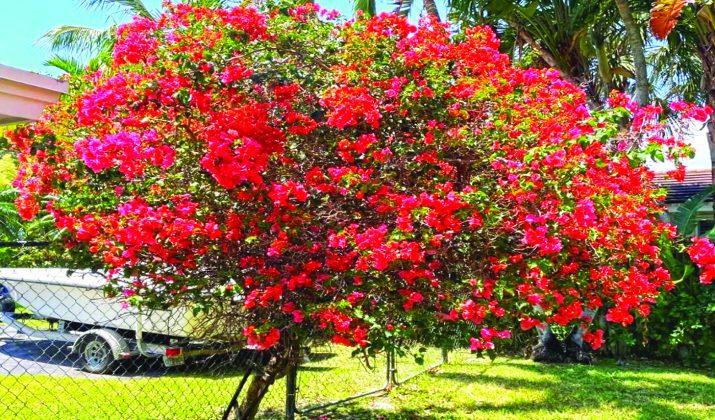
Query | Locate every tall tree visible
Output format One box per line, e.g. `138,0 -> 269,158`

41,0 -> 156,75
355,0 -> 441,19
615,0 -> 650,105
651,0 -> 715,188
354,0 -> 377,16
10,5 -> 697,414
41,0 -> 230,75
449,0 -> 627,106
424,0 -> 441,19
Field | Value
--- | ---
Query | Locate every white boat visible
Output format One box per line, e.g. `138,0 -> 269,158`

0,268 -> 193,337
0,268 -> 243,374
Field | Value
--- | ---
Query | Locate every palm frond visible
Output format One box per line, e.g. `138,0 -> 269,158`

392,0 -> 415,16
184,0 -> 230,7
354,0 -> 377,16
647,22 -> 706,104
0,188 -> 23,240
40,26 -> 111,55
674,186 -> 715,238
45,55 -> 86,76
79,0 -> 157,20
705,227 -> 715,242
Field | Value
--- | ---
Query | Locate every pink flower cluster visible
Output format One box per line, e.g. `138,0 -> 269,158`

688,237 -> 715,284
74,130 -> 175,178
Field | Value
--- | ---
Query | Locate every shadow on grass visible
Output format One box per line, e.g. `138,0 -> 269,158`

305,351 -> 337,362
322,358 -> 714,419
297,365 -> 334,372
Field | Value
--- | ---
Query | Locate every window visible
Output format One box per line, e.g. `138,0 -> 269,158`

697,219 -> 715,236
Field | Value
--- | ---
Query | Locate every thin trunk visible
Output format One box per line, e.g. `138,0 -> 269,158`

424,0 -> 440,20
393,0 -> 404,15
239,370 -> 278,419
352,0 -> 376,16
614,0 -> 649,106
518,32 -> 573,83
708,115 -> 715,199
517,31 -> 601,108
595,42 -> 615,95
696,23 -> 715,195
238,337 -> 301,419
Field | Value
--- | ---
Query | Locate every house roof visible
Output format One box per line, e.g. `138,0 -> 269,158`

0,64 -> 67,124
654,169 -> 712,204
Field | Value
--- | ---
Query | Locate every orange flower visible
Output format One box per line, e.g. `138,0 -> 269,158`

650,0 -> 688,39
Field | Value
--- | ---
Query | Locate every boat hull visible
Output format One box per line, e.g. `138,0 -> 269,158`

0,268 -> 193,337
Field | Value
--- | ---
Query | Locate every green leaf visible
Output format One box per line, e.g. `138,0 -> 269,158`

79,0 -> 157,20
353,0 -> 376,16
674,186 -> 715,238
705,226 -> 715,241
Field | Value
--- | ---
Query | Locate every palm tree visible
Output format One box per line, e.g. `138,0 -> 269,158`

614,0 -> 650,105
450,0 -> 635,107
41,0 -> 155,75
0,187 -> 24,241
42,0 -> 231,75
354,0 -> 441,19
684,3 -> 715,187
649,0 -> 715,190
354,0 -> 377,16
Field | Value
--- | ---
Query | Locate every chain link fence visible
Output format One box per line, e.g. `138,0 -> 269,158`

0,261 -> 470,419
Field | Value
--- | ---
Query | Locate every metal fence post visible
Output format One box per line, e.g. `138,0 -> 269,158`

386,348 -> 397,387
385,350 -> 391,386
285,364 -> 298,420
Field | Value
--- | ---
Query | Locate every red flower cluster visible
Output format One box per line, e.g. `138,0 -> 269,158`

6,3 -> 699,354
669,101 -> 714,122
688,237 -> 715,284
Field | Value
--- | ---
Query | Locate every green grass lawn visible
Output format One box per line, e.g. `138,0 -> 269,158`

0,304 -> 51,330
326,354 -> 715,419
0,347 -> 713,419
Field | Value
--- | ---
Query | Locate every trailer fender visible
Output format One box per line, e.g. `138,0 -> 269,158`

72,329 -> 132,361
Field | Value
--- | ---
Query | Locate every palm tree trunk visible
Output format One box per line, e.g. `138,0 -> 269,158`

517,31 -> 601,108
698,35 -> 715,194
424,0 -> 441,20
614,0 -> 649,106
354,0 -> 377,16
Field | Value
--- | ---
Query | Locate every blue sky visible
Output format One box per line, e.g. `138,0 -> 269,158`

0,1 -> 445,77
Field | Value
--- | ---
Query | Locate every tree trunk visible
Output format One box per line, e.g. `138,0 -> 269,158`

695,6 -> 715,197
237,337 -> 301,420
614,0 -> 649,106
531,306 -> 594,364
517,31 -> 601,108
424,0 -> 441,21
594,42 -> 615,95
354,0 -> 376,16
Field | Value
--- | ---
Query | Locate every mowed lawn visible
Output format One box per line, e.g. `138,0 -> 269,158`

331,356 -> 715,419
0,347 -> 713,419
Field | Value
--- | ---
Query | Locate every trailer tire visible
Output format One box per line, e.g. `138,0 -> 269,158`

80,334 -> 116,374
0,295 -> 15,313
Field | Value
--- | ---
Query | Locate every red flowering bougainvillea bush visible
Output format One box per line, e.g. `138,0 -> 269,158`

6,1 -> 713,415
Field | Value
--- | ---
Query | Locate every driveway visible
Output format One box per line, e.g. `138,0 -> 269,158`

0,335 -> 90,377
0,324 -> 168,378
0,323 -> 249,378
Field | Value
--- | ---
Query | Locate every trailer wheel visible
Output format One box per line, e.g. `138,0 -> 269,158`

0,295 -> 14,313
81,335 -> 116,374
